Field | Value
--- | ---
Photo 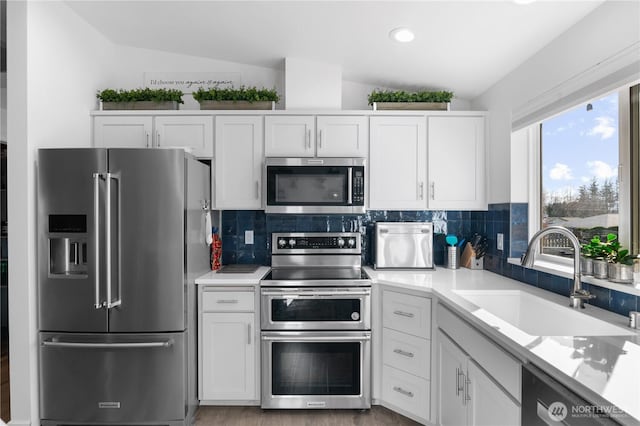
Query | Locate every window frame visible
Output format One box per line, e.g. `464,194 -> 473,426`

527,84 -> 635,269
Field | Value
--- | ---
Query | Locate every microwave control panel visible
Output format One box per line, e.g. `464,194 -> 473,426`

352,168 -> 365,205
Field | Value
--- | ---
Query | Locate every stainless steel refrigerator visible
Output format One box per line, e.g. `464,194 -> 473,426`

37,148 -> 210,426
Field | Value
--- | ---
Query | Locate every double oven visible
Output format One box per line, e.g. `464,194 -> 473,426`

260,232 -> 371,409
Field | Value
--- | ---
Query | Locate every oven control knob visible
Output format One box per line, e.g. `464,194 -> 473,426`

351,312 -> 360,321
288,239 -> 296,247
278,239 -> 287,248
337,238 -> 345,247
347,238 -> 356,247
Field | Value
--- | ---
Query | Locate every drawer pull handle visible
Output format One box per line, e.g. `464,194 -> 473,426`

393,348 -> 414,358
393,386 -> 414,398
393,310 -> 414,318
216,299 -> 239,304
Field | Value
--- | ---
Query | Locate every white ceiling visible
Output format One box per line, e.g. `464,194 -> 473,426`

65,0 -> 605,100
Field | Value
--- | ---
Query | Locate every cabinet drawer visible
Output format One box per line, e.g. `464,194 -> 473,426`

383,290 -> 431,339
382,328 -> 430,380
202,291 -> 254,312
382,365 -> 430,421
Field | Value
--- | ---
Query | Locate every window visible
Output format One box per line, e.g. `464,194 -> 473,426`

534,83 -> 639,262
540,91 -> 620,257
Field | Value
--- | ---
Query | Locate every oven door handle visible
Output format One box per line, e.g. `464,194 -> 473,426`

261,290 -> 370,297
261,334 -> 371,342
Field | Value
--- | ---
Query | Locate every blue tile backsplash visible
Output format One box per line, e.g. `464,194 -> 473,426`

219,204 -> 639,318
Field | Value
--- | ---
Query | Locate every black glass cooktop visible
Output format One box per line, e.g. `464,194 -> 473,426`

263,268 -> 369,281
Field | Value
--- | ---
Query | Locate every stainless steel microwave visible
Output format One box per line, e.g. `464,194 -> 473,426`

264,158 -> 366,214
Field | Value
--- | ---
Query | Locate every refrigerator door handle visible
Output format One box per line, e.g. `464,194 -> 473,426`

105,172 -> 122,310
92,172 -> 104,309
42,339 -> 174,349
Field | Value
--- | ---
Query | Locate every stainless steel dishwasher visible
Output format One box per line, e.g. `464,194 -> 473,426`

522,363 -> 625,425
374,222 -> 434,269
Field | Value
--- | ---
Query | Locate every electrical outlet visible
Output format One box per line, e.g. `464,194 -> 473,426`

497,233 -> 504,251
245,230 -> 254,245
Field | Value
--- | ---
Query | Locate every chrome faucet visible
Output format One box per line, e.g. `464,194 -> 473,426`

521,225 -> 595,309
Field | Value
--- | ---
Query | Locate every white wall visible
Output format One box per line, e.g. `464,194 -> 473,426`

7,1 -> 114,423
107,46 -> 285,110
472,0 -> 640,204
285,57 -> 342,109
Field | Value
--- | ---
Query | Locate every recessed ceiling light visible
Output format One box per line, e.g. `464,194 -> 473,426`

389,27 -> 415,43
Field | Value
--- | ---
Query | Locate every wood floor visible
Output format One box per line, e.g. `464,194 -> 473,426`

195,406 -> 421,426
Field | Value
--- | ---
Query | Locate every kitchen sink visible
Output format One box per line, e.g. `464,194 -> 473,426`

452,290 -> 635,336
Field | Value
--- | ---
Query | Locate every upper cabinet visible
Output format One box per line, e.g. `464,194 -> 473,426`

427,116 -> 485,210
214,116 -> 264,210
155,116 -> 213,156
316,116 -> 368,157
93,114 -> 213,158
264,116 -> 315,157
94,116 -> 153,149
369,114 -> 486,211
369,116 -> 427,210
265,115 -> 368,157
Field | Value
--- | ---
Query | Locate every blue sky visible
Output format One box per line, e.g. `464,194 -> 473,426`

541,92 -> 619,202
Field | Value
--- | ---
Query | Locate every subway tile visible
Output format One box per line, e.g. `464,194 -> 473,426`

538,272 -> 571,296
523,268 -> 539,287
584,284 -> 611,311
610,290 -> 638,317
510,264 -> 524,282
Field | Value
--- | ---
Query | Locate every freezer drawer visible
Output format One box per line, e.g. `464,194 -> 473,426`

40,331 -> 186,425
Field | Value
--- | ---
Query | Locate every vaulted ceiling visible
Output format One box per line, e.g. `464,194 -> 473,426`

65,1 -> 605,99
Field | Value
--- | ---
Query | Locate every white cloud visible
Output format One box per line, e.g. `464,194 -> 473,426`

549,163 -> 573,180
586,160 -> 617,179
587,116 -> 616,140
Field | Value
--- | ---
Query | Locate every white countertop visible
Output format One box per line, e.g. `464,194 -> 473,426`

195,266 -> 270,285
365,266 -> 640,425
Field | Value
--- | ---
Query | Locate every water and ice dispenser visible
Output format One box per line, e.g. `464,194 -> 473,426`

48,214 -> 88,277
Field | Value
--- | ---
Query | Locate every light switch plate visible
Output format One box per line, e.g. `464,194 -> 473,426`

497,233 -> 504,251
245,230 -> 254,245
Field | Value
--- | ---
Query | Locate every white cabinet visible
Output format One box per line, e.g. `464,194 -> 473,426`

93,114 -> 213,157
265,115 -> 368,157
316,116 -> 368,157
214,116 -> 264,210
264,115 -> 315,157
380,289 -> 432,424
436,303 -> 521,426
427,116 -> 485,210
369,116 -> 427,210
199,287 -> 258,403
437,331 -> 520,426
154,116 -> 213,157
94,116 -> 153,148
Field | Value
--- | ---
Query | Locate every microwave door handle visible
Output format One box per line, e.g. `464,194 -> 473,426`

347,167 -> 353,205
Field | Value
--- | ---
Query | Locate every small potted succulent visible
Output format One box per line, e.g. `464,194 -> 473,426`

192,86 -> 279,110
368,89 -> 454,111
97,88 -> 184,110
581,235 -> 611,279
603,234 -> 634,283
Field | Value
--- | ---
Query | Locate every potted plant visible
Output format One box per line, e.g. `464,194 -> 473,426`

192,86 -> 279,110
97,88 -> 184,110
368,89 -> 454,111
581,235 -> 611,279
603,234 -> 634,283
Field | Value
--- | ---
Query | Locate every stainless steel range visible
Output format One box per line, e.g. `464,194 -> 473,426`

260,232 -> 371,410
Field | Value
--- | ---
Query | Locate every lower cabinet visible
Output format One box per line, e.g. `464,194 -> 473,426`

379,288 -> 432,424
198,286 -> 259,403
437,303 -> 521,426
